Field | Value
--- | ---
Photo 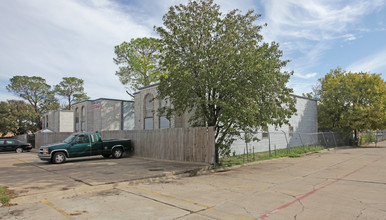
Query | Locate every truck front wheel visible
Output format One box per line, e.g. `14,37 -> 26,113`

52,152 -> 66,164
112,148 -> 123,159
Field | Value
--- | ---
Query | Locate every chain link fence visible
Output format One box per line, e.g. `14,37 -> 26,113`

230,130 -> 386,157
359,131 -> 386,146
231,131 -> 345,156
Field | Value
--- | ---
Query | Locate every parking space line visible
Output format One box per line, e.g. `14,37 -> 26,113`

256,157 -> 383,220
127,186 -> 255,220
42,199 -> 74,220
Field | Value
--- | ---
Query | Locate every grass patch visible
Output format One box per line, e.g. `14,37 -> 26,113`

0,186 -> 16,206
219,146 -> 325,168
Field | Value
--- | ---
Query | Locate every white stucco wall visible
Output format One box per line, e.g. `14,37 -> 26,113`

59,111 -> 74,132
230,96 -> 318,155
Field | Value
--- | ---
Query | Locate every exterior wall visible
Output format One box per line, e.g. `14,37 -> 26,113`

41,110 -> 74,132
43,98 -> 134,133
134,84 -> 193,130
123,102 -> 135,130
134,85 -> 161,130
134,84 -> 318,155
230,96 -> 318,154
101,100 -> 121,131
59,111 -> 74,132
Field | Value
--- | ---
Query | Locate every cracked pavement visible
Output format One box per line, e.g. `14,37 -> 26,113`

1,142 -> 386,219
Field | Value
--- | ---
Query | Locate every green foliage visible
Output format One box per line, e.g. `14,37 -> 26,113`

360,132 -> 376,145
220,146 -> 325,167
114,37 -> 164,96
156,0 -> 296,162
40,90 -> 60,113
6,75 -> 55,113
315,68 -> 386,135
55,77 -> 89,110
0,100 -> 40,136
0,186 -> 15,206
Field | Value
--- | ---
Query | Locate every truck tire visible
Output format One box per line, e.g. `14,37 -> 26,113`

112,147 -> 123,159
52,152 -> 66,164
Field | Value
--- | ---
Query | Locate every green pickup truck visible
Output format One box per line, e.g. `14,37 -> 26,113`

38,133 -> 133,164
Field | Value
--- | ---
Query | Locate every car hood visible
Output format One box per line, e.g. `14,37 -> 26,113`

41,143 -> 68,149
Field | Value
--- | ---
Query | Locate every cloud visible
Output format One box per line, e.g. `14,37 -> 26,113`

0,0 -> 154,102
288,80 -> 315,96
294,72 -> 317,79
347,48 -> 386,73
261,0 -> 384,42
343,34 -> 356,41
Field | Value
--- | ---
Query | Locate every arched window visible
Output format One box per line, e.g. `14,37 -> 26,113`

75,108 -> 79,131
81,106 -> 86,131
144,94 -> 154,130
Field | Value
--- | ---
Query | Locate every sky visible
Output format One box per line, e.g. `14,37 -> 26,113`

0,0 -> 385,103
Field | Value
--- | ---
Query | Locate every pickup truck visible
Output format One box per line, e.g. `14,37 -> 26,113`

38,133 -> 133,164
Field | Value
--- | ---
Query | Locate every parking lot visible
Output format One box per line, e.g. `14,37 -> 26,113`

1,142 -> 386,219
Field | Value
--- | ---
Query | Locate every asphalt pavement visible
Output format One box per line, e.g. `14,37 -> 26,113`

1,142 -> 386,219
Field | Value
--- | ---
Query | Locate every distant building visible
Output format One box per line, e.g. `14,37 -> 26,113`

134,84 -> 192,130
41,98 -> 134,133
41,110 -> 74,132
134,84 -> 318,153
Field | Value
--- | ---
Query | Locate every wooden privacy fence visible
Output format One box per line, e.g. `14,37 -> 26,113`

35,132 -> 73,149
34,127 -> 215,164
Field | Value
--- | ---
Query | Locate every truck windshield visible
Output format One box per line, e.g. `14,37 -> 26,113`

63,134 -> 77,143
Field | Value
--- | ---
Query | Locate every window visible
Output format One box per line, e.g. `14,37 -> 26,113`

160,116 -> 170,129
90,134 -> 99,143
45,115 -> 48,128
75,135 -> 89,144
289,126 -> 294,137
75,108 -> 79,131
81,106 -> 86,131
144,94 -> 154,130
145,118 -> 154,130
0,140 -> 5,144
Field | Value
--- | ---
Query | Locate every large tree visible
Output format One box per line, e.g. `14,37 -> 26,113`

114,37 -> 164,97
55,77 -> 89,110
156,0 -> 296,162
0,100 -> 40,136
315,68 -> 386,140
6,75 -> 56,113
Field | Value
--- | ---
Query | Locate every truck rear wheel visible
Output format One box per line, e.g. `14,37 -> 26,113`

52,152 -> 66,164
112,148 -> 123,159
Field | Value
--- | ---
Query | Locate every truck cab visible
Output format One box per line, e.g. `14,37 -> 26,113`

38,133 -> 133,164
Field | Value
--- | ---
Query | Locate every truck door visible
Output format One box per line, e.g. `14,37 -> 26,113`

90,134 -> 102,156
70,134 -> 91,157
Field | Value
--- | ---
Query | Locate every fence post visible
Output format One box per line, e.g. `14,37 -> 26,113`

322,132 -> 327,147
298,133 -> 304,146
268,131 -> 271,157
282,130 -> 289,153
244,132 -> 249,162
331,132 -> 338,148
